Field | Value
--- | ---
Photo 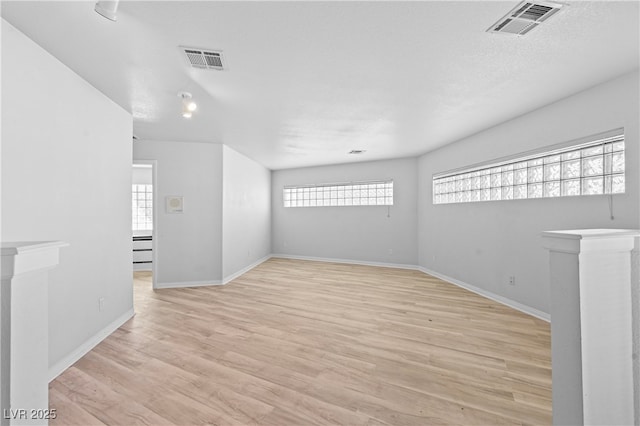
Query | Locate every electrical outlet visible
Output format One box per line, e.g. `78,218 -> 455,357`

388,248 -> 393,255
99,297 -> 105,312
508,276 -> 516,286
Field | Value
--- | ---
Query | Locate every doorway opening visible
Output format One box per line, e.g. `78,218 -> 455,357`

132,161 -> 157,290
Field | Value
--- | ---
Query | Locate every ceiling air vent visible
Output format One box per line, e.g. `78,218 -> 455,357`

180,46 -> 225,70
487,1 -> 565,36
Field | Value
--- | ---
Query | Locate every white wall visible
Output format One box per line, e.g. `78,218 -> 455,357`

132,165 -> 152,185
1,20 -> 133,372
133,140 -> 223,287
272,158 -> 418,266
418,70 -> 640,315
222,146 -> 271,280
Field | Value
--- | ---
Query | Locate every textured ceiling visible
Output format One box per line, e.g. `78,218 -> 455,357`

2,1 -> 638,170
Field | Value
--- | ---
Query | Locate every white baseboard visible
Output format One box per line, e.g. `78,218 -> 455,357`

270,255 -> 549,322
48,307 -> 135,382
223,255 -> 272,284
271,254 -> 418,270
133,265 -> 152,272
155,279 -> 223,289
154,255 -> 273,289
47,256 -> 272,381
417,266 -> 550,322
49,257 -> 548,384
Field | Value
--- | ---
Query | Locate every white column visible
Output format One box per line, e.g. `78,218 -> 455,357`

631,237 -> 640,426
543,229 -> 638,426
1,241 -> 67,426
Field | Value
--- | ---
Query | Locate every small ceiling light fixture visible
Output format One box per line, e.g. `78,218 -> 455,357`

178,92 -> 197,118
94,0 -> 119,21
348,149 -> 366,155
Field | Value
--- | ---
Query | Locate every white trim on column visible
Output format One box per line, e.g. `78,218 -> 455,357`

631,241 -> 640,426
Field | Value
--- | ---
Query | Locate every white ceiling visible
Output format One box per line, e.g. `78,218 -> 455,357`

2,1 -> 638,170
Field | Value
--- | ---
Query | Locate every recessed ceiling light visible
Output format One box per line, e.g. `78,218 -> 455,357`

94,0 -> 119,21
348,150 -> 366,155
178,91 -> 197,119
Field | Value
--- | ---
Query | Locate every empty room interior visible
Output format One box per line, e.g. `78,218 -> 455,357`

1,1 -> 639,425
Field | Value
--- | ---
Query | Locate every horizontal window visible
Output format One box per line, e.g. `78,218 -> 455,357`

433,133 -> 624,205
284,180 -> 393,208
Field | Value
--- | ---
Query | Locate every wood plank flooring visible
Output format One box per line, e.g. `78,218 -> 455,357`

49,258 -> 551,425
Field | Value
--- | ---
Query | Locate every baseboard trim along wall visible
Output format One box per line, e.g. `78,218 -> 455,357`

48,307 -> 135,382
271,254 -> 549,322
49,255 -> 549,383
154,255 -> 273,289
417,266 -> 551,322
155,279 -> 223,289
271,254 -> 419,270
223,255 -> 272,285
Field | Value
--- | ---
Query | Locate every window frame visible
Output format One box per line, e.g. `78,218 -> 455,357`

132,184 -> 153,231
432,129 -> 625,205
283,179 -> 394,208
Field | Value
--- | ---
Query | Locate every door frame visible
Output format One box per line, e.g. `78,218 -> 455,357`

132,159 -> 158,290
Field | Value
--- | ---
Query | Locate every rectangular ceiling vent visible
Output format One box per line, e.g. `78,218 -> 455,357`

180,46 -> 225,70
487,1 -> 565,36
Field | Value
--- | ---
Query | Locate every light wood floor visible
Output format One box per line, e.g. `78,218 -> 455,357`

49,258 -> 551,425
